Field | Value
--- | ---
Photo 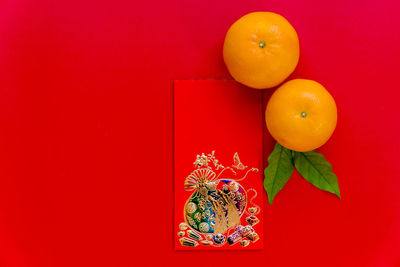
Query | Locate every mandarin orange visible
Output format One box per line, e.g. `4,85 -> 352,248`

223,12 -> 299,89
265,79 -> 337,152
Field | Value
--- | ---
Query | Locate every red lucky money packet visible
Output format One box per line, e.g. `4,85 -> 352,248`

174,80 -> 264,250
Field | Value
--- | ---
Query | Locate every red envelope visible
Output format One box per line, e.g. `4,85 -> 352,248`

174,80 -> 264,250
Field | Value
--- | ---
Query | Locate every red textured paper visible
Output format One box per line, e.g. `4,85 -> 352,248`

174,80 -> 263,250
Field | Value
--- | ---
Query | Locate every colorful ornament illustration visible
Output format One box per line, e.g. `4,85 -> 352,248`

177,151 -> 261,248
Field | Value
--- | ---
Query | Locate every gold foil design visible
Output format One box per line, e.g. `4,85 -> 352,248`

177,231 -> 185,237
179,237 -> 199,247
240,239 -> 250,247
200,240 -> 213,246
178,151 -> 261,248
207,190 -> 240,234
179,222 -> 188,230
232,152 -> 247,170
248,207 -> 257,214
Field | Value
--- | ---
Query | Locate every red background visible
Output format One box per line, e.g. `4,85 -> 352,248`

0,0 -> 400,266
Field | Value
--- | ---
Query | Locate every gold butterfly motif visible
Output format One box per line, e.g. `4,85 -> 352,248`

232,152 -> 247,170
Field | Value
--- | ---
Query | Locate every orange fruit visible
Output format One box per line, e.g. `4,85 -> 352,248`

265,79 -> 337,152
223,12 -> 300,89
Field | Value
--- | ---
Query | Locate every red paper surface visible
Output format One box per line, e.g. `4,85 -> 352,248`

174,80 -> 263,250
0,1 -> 400,266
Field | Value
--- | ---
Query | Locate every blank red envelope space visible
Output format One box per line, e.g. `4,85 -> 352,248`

174,80 -> 264,250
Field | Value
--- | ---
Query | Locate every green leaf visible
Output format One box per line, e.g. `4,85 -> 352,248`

294,151 -> 341,198
264,143 -> 294,205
